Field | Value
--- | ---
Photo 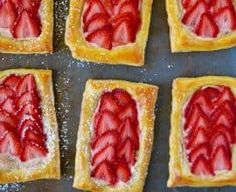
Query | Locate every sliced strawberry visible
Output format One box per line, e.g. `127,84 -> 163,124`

91,161 -> 116,185
117,139 -> 135,166
12,10 -> 41,39
0,122 -> 12,139
99,92 -> 121,114
3,74 -> 22,91
18,119 -> 42,135
84,13 -> 109,33
212,110 -> 234,128
92,145 -> 116,168
0,85 -> 14,104
16,90 -> 39,108
188,143 -> 210,163
99,0 -> 113,15
196,13 -> 219,37
112,88 -> 132,107
17,103 -> 41,123
211,145 -> 232,172
0,132 -> 21,157
181,0 -> 198,10
118,0 -> 139,18
186,127 -> 208,149
16,74 -> 37,96
184,104 -> 202,130
115,160 -> 131,182
0,97 -> 17,114
22,128 -> 46,146
210,0 -> 233,13
86,26 -> 112,49
19,0 -> 41,12
92,131 -> 119,153
210,131 -> 230,153
213,124 -> 234,143
96,111 -> 120,136
83,0 -> 107,23
118,102 -> 138,123
214,6 -> 236,32
203,87 -> 221,102
0,1 -> 17,28
212,100 -> 235,121
191,155 -> 214,176
119,118 -> 139,148
216,86 -> 235,103
182,0 -> 208,28
20,141 -> 48,161
0,110 -> 17,128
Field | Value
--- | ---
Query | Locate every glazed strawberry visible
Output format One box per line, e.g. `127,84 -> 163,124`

20,141 -> 48,161
3,74 -> 22,91
84,13 -> 109,33
18,119 -> 42,135
191,155 -> 214,176
16,90 -> 39,107
210,131 -> 230,152
86,26 -> 112,49
181,0 -> 198,10
99,0 -> 113,15
196,13 -> 219,38
19,0 -> 41,12
22,128 -> 46,146
1,97 -> 17,114
188,143 -> 210,163
0,86 -> 14,104
17,103 -> 41,123
112,88 -> 132,107
12,10 -> 41,39
0,122 -> 12,139
186,127 -> 208,149
0,132 -> 21,157
0,1 -> 17,28
0,110 -> 17,128
214,124 -> 234,143
118,0 -> 139,17
16,74 -> 37,96
91,161 -> 116,185
115,160 -> 131,182
210,0 -> 233,13
117,139 -> 135,166
118,102 -> 138,123
203,87 -> 221,101
211,145 -> 232,172
99,92 -> 121,113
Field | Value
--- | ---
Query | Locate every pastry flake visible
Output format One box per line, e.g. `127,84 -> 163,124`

166,0 -> 236,52
0,69 -> 60,184
65,0 -> 153,66
0,0 -> 53,54
73,79 -> 158,191
168,76 -> 236,187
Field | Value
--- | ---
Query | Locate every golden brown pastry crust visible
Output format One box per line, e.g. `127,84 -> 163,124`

0,69 -> 60,184
166,0 -> 236,52
168,76 -> 236,187
73,79 -> 158,191
0,1 -> 53,54
65,0 -> 153,66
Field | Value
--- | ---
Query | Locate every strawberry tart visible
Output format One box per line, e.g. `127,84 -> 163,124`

168,76 -> 236,187
73,79 -> 158,191
0,0 -> 53,53
0,69 -> 60,184
65,0 -> 154,65
166,0 -> 236,52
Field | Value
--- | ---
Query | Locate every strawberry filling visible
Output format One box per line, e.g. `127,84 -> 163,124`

81,0 -> 141,49
90,89 -> 140,185
0,74 -> 48,162
180,0 -> 236,38
0,0 -> 41,39
183,86 -> 236,176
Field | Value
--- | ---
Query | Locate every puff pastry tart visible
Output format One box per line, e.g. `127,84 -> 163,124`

0,0 -> 53,53
65,0 -> 153,66
168,76 -> 236,187
166,0 -> 236,52
0,69 -> 60,184
73,79 -> 158,191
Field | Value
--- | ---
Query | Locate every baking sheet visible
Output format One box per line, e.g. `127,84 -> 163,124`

1,0 -> 236,191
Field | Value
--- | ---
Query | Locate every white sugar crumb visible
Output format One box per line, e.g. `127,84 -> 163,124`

0,183 -> 25,191
167,64 -> 174,69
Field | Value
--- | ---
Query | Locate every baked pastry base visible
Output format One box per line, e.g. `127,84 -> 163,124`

73,79 -> 158,191
168,76 -> 236,187
0,69 -> 60,184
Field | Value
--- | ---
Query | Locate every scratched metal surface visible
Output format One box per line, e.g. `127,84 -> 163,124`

0,0 -> 236,191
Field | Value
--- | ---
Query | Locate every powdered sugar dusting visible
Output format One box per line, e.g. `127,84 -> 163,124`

0,183 -> 25,191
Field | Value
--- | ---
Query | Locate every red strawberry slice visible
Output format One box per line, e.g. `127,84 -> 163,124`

184,104 -> 202,130
203,87 -> 221,102
92,145 -> 116,168
214,6 -> 236,32
216,86 -> 235,103
92,131 -> 119,153
99,0 -> 113,16
119,118 -> 139,149
12,10 -> 41,39
0,85 -> 14,104
115,160 -> 131,182
117,139 -> 135,166
83,0 -> 107,23
84,13 -> 109,33
112,88 -> 132,107
0,1 -> 17,28
210,131 -> 230,153
196,13 -> 219,38
0,132 -> 21,157
191,155 -> 214,176
210,0 -> 233,13
118,0 -> 139,18
1,97 -> 17,114
186,127 -> 208,149
118,102 -> 138,123
213,110 -> 234,128
182,0 -> 208,28
3,74 -> 22,91
86,26 -> 112,49
112,19 -> 136,45
16,90 -> 39,108
211,145 -> 232,172
22,128 -> 46,146
181,0 -> 198,10
0,122 -> 12,139
17,103 -> 41,123
0,110 -> 17,128
188,143 -> 210,163
16,74 -> 37,96
18,119 -> 42,135
91,161 -> 116,185
96,111 -> 120,136
212,100 -> 235,121
99,92 -> 121,114
19,0 -> 41,12
20,141 -> 48,161
214,124 -> 234,143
